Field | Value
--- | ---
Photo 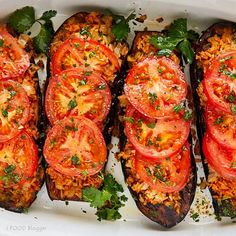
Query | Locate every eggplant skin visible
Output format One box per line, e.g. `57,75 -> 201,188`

115,31 -> 197,228
44,12 -> 129,201
121,158 -> 196,228
190,21 -> 236,218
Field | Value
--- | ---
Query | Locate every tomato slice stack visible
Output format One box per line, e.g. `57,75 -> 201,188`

44,35 -> 121,178
203,51 -> 236,180
0,28 -> 38,187
124,57 -> 191,193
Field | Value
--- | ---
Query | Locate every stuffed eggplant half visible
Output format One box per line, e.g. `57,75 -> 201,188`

191,22 -> 236,218
0,25 -> 44,212
43,12 -> 128,201
116,32 -> 197,228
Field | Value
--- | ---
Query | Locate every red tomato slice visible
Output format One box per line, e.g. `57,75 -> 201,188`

204,51 -> 236,114
0,27 -> 30,79
124,57 -> 187,118
0,80 -> 30,142
124,105 -> 190,159
51,37 -> 120,80
206,105 -> 236,150
134,143 -> 190,193
43,116 -> 107,178
0,131 -> 38,187
203,133 -> 236,180
45,69 -> 111,128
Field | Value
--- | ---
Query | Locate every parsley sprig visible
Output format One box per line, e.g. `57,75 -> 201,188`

82,173 -> 128,221
7,6 -> 57,53
150,18 -> 199,64
106,10 -> 135,41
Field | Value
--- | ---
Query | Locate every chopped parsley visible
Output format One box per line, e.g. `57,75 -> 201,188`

0,164 -> 20,185
71,155 -> 80,165
97,84 -> 106,90
1,109 -> 8,118
228,93 -> 235,103
79,80 -> 87,86
231,105 -> 236,114
173,104 -> 183,113
0,39 -> 4,47
123,116 -> 135,124
84,71 -> 92,76
148,92 -> 158,104
191,212 -> 200,222
146,123 -> 156,129
65,125 -> 78,131
82,173 -> 127,221
68,98 -> 77,109
183,110 -> 192,121
214,117 -> 224,125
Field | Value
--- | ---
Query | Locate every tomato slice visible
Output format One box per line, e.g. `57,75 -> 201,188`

206,105 -> 236,150
204,51 -> 236,114
124,105 -> 190,159
0,27 -> 30,79
134,143 -> 190,193
203,133 -> 236,180
124,57 -> 187,118
0,80 -> 30,142
43,116 -> 107,178
51,37 -> 120,80
45,69 -> 111,128
0,131 -> 38,187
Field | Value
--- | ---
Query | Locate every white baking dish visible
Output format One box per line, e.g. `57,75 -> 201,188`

0,0 -> 236,235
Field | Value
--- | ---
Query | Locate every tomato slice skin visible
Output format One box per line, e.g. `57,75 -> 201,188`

206,105 -> 236,150
204,51 -> 236,114
124,104 -> 190,160
45,69 -> 111,128
43,116 -> 107,178
0,80 -> 30,142
124,57 -> 187,118
51,37 -> 120,78
0,27 -> 30,79
0,131 -> 38,187
134,143 -> 190,193
203,133 -> 236,180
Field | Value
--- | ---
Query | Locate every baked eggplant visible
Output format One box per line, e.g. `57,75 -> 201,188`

43,12 -> 129,201
0,26 -> 44,213
190,22 -> 236,218
115,31 -> 197,228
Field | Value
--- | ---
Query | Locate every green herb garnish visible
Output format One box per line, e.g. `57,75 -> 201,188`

183,110 -> 192,121
150,18 -> 199,64
1,109 -> 8,118
8,6 -> 57,53
82,173 -> 127,221
68,98 -> 77,109
147,123 -> 156,129
214,117 -> 224,125
105,10 -> 135,41
71,155 -> 80,165
123,116 -> 135,124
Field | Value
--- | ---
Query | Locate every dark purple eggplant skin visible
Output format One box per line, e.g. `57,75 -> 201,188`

190,21 -> 236,218
43,12 -> 129,201
0,33 -> 45,213
115,31 -> 197,228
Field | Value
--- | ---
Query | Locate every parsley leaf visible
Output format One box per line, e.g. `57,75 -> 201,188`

107,11 -> 135,41
82,173 -> 127,221
33,21 -> 54,53
38,10 -> 57,22
7,6 -> 57,53
8,6 -> 35,33
150,18 -> 199,64
83,187 -> 112,208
